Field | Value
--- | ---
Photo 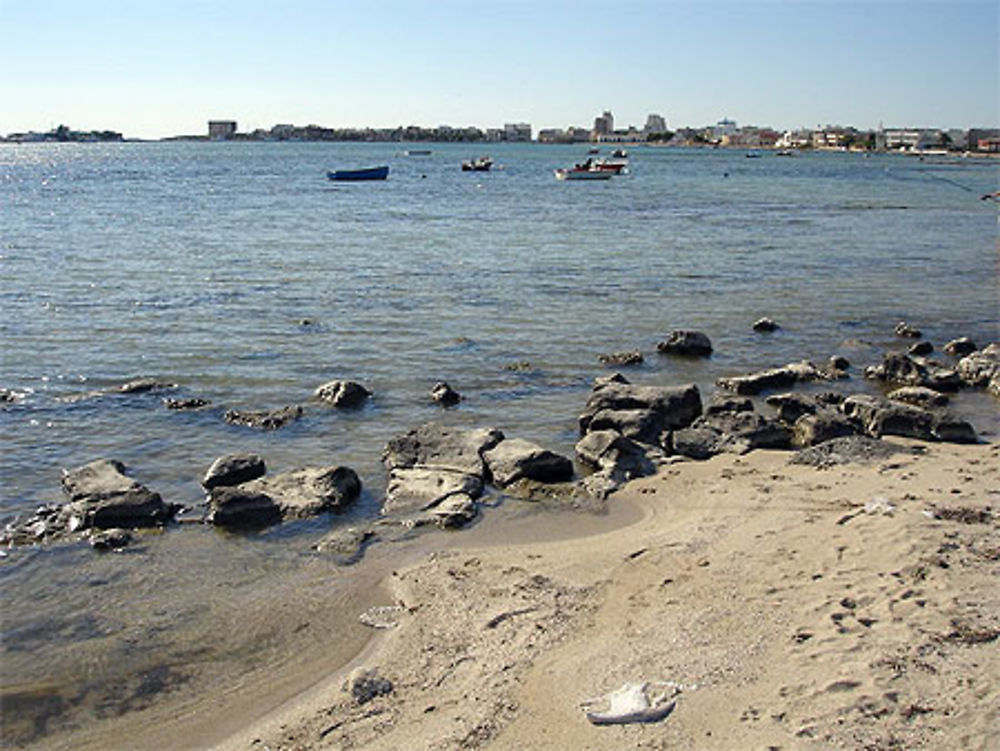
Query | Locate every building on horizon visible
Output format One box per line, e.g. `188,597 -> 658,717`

644,113 -> 667,134
503,122 -> 532,141
592,110 -> 614,139
208,120 -> 237,140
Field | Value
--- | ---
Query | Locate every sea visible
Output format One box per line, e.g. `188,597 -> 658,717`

1,141 -> 998,746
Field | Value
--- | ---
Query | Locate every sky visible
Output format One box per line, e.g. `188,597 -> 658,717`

1,0 -> 997,139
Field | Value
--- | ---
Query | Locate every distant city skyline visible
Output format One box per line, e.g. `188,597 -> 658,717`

2,0 -> 997,140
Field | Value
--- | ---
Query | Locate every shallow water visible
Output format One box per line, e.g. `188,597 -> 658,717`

1,142 -> 998,745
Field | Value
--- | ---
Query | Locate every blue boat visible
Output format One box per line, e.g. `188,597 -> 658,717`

327,165 -> 389,181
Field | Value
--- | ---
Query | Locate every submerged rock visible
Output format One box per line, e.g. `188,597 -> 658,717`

119,377 -> 176,394
752,317 -> 780,333
894,321 -> 922,338
223,405 -> 303,430
430,381 -> 461,406
164,397 -> 211,410
599,350 -> 644,367
717,361 -> 826,395
656,330 -> 713,357
315,380 -> 372,408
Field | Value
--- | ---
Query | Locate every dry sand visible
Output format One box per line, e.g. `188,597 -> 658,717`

209,438 -> 999,751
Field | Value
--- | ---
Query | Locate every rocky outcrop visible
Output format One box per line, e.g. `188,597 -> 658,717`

790,411 -> 858,448
717,361 -> 827,395
224,405 -> 303,430
315,380 -> 372,408
956,344 -> 1000,394
483,438 -> 573,487
671,409 -> 791,459
943,337 -> 977,357
887,386 -> 949,409
60,459 -> 178,530
790,436 -> 901,467
656,330 -> 713,357
599,350 -> 644,367
864,353 -> 961,392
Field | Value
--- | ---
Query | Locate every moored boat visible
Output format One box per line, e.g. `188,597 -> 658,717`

461,156 -> 493,172
327,165 -> 390,181
554,163 -> 615,181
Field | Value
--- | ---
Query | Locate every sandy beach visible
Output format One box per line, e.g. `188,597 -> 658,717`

179,437 -> 1000,751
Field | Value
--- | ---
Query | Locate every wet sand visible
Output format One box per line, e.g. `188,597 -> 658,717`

192,439 -> 1000,750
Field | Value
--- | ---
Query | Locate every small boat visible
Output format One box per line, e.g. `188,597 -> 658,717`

405,149 -> 432,156
775,149 -> 795,157
327,165 -> 389,181
554,162 -> 615,181
461,156 -> 493,172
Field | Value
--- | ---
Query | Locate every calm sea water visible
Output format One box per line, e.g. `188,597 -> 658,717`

1,142 -> 997,745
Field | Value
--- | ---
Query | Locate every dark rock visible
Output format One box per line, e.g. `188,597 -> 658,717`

766,392 -> 821,425
594,372 -> 631,388
60,459 -> 177,530
672,410 -> 791,459
202,453 -> 267,489
119,378 -> 176,394
346,668 -> 393,705
586,408 -> 667,446
931,416 -> 978,444
164,397 -> 211,410
705,394 -> 754,416
656,330 -> 713,357
791,411 -> 858,448
599,350 -> 644,367
717,361 -> 825,395
430,381 -> 461,406
943,337 -> 977,357
841,395 -> 976,443
669,425 -> 721,460
790,436 -> 901,467
579,382 -> 702,435
504,360 -> 533,372
894,321 -> 922,338
828,356 -> 851,372
908,341 -> 933,356
207,487 -> 282,528
866,353 -> 961,392
224,405 -> 302,430
483,438 -> 573,487
89,528 -> 133,551
1,388 -> 18,403
260,466 -> 362,518
382,423 -> 504,475
315,380 -> 371,408
752,317 -> 780,333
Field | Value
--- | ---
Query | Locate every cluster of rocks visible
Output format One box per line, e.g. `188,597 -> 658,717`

3,325 -> 997,558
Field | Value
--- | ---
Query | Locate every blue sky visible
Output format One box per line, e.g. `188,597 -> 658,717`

1,0 -> 997,138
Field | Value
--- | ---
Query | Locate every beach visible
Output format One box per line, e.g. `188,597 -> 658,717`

40,437 -> 992,751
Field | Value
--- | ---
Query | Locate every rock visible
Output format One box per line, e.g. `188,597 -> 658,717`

656,330 -> 713,357
865,353 -> 961,392
766,392 -> 821,425
427,494 -> 479,528
828,355 -> 851,372
258,466 -> 362,518
207,465 -> 361,527
202,453 -> 267,489
483,438 -> 573,487
430,381 -> 461,406
314,380 -> 371,408
504,360 -> 533,372
164,397 -> 210,410
841,395 -> 976,443
586,408 -> 668,446
894,321 -> 921,338
594,373 -> 631,388
579,382 -> 702,435
89,528 -> 133,551
791,410 -> 858,448
887,386 -> 949,409
957,344 -> 1000,389
599,350 -> 644,367
931,416 -> 978,444
752,317 -> 779,333
717,361 -> 825,395
0,388 -> 16,403
346,668 -> 393,705
908,341 -> 933,356
314,526 -> 377,564
60,459 -> 177,530
575,430 -> 657,479
224,405 -> 302,430
119,377 -> 176,394
383,467 -> 483,516
382,423 -> 504,475
206,487 -> 282,528
790,436 -> 901,467
943,337 -> 977,357
671,410 -> 791,459
704,394 -> 754,416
